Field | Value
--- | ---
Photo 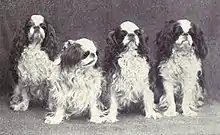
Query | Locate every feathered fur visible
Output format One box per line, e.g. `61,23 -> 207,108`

44,38 -> 106,124
103,21 -> 161,123
154,19 -> 208,117
9,15 -> 61,111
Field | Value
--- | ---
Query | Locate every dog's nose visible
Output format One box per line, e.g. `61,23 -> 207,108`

90,53 -> 95,58
128,33 -> 135,40
34,26 -> 40,31
183,33 -> 189,36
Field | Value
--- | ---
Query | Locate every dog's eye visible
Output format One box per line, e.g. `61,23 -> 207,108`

188,28 -> 195,36
26,21 -> 34,28
120,30 -> 127,37
134,30 -> 141,36
40,23 -> 46,30
173,26 -> 183,36
83,51 -> 90,59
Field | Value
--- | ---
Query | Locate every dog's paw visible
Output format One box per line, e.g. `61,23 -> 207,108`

145,111 -> 162,119
104,115 -> 119,123
89,117 -> 105,124
44,115 -> 63,124
163,109 -> 178,117
182,109 -> 198,117
10,102 -> 29,111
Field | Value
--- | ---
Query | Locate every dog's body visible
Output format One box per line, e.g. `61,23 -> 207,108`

45,38 -> 106,124
154,19 -> 208,117
104,21 -> 161,123
10,15 -> 61,111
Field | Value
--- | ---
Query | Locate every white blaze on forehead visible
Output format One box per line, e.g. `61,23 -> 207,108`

120,21 -> 139,33
31,15 -> 44,26
75,38 -> 97,53
177,19 -> 192,33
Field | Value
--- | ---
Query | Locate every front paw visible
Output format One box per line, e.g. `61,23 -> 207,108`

163,109 -> 178,117
104,114 -> 119,123
182,109 -> 198,117
89,117 -> 106,124
44,115 -> 63,124
10,102 -> 29,111
145,111 -> 162,119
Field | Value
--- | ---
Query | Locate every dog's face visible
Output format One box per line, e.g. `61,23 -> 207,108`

61,38 -> 98,69
155,19 -> 208,59
173,19 -> 194,50
112,21 -> 142,49
25,15 -> 46,44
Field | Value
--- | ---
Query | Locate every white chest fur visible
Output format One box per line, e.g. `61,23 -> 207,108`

18,44 -> 54,84
50,67 -> 103,114
112,50 -> 150,107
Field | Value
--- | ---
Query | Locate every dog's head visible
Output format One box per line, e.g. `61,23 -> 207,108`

106,21 -> 147,51
60,38 -> 98,70
155,19 -> 208,61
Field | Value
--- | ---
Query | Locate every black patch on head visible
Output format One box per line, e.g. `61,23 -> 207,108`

60,43 -> 84,70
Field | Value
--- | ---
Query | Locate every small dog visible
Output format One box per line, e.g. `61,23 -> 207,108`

9,14 -> 61,111
103,21 -> 161,123
154,19 -> 208,117
44,38 -> 106,124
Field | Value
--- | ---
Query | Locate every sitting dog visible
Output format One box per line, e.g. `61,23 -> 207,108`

44,38 -> 106,124
103,21 -> 161,123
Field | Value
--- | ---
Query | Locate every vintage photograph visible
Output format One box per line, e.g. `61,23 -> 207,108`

0,0 -> 220,134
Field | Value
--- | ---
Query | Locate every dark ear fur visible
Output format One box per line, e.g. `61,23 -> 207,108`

155,20 -> 176,61
193,26 -> 208,59
137,29 -> 149,58
9,20 -> 29,85
41,21 -> 61,61
92,41 -> 100,69
106,30 -> 117,46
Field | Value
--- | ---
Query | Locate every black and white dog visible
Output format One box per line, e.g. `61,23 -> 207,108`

154,19 -> 208,117
9,15 -> 61,111
44,38 -> 106,124
103,21 -> 161,122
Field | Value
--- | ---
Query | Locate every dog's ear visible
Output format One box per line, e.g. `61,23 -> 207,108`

41,21 -> 61,61
192,25 -> 208,59
154,20 -> 177,61
137,29 -> 149,57
92,41 -> 100,69
106,30 -> 118,45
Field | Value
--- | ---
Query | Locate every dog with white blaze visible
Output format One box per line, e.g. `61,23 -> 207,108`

154,19 -> 208,117
9,14 -> 61,111
44,38 -> 106,124
103,21 -> 161,123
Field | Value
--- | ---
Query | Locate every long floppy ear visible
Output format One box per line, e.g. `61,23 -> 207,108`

10,20 -> 29,62
155,20 -> 176,61
192,26 -> 208,59
41,21 -> 61,61
137,29 -> 149,58
92,41 -> 100,69
106,30 -> 118,46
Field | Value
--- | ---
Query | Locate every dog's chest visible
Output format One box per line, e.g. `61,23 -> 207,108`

113,51 -> 150,103
18,45 -> 53,82
160,53 -> 201,81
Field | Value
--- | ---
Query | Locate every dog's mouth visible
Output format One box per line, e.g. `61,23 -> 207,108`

83,59 -> 96,67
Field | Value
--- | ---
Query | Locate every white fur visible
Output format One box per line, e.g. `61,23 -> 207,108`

177,19 -> 191,33
120,21 -> 140,45
10,43 -> 55,111
28,15 -> 45,42
159,47 -> 202,117
106,42 -> 161,123
175,19 -> 193,45
45,38 -> 106,124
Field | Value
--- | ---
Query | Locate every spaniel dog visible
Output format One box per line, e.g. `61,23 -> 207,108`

9,15 -> 61,111
103,21 -> 161,123
154,19 -> 208,117
44,38 -> 106,124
